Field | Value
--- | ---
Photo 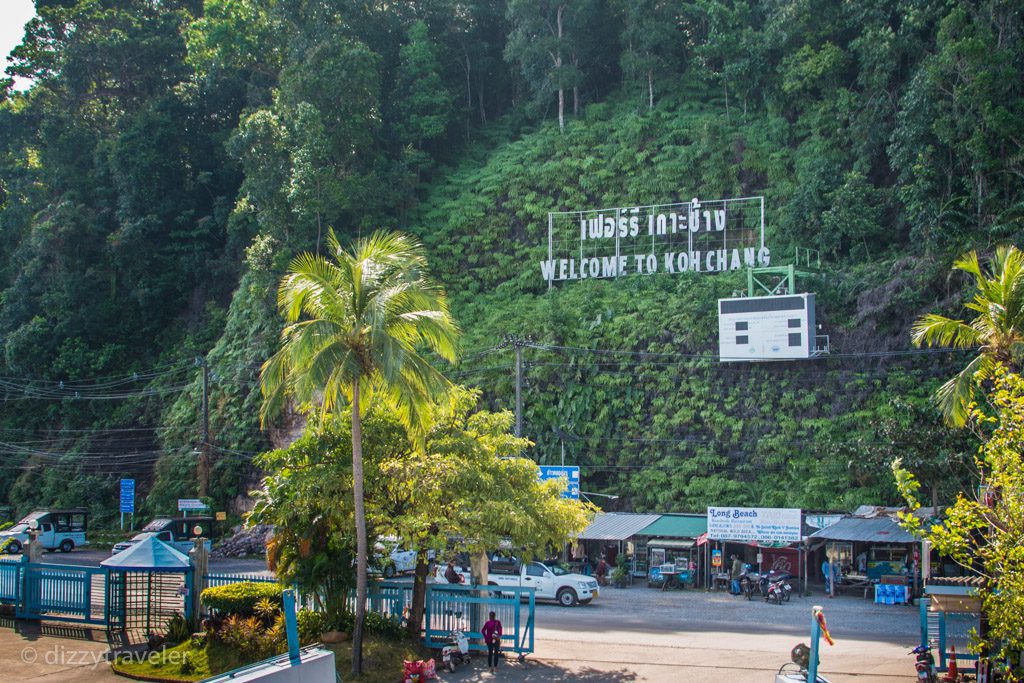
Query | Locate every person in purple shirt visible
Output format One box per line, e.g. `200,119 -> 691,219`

481,611 -> 503,673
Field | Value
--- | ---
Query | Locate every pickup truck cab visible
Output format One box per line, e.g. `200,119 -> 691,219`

435,560 -> 599,606
111,516 -> 213,555
0,509 -> 88,554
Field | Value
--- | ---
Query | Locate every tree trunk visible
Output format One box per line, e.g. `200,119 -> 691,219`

648,69 -> 653,110
407,552 -> 430,639
469,550 -> 489,647
558,87 -> 565,132
557,6 -> 565,132
351,379 -> 367,677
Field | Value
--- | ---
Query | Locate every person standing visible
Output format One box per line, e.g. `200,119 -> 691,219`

595,556 -> 608,586
730,554 -> 744,595
481,611 -> 503,673
822,556 -> 832,596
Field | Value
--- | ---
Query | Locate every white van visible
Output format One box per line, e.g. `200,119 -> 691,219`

0,509 -> 89,554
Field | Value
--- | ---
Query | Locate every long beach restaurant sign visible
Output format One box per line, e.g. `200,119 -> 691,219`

541,197 -> 769,284
707,506 -> 802,544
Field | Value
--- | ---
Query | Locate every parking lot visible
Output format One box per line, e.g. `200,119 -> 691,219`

441,582 -> 921,682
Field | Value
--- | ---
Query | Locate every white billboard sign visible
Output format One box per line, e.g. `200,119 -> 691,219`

543,196 -> 769,284
707,507 -> 802,543
718,293 -> 816,361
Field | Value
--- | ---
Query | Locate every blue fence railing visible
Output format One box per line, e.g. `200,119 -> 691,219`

0,561 -> 20,603
204,572 -> 278,589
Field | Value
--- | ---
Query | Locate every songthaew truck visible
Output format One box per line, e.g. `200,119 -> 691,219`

0,509 -> 88,554
111,516 -> 214,555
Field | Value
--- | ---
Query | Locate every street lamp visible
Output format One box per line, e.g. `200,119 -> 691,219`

581,491 -> 619,501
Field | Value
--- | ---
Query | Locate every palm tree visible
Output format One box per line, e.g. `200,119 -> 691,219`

259,229 -> 459,675
912,245 -> 1024,426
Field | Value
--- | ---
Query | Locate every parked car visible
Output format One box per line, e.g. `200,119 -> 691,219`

435,559 -> 599,607
374,541 -> 436,578
0,509 -> 88,554
111,516 -> 214,555
488,551 -> 521,574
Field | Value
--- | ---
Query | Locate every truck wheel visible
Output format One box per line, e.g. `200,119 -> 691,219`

488,581 -> 504,598
383,564 -> 396,579
7,540 -> 21,555
557,588 -> 578,607
60,539 -> 74,553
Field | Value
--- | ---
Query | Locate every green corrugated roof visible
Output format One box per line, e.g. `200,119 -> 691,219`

639,514 -> 707,538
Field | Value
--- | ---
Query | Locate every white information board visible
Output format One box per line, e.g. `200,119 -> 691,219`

707,507 -> 802,543
718,293 -> 816,362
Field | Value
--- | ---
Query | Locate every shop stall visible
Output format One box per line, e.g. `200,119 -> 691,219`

808,514 -> 921,599
635,514 -> 707,588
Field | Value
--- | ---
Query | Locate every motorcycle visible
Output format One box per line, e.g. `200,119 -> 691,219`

910,644 -> 937,682
766,573 -> 792,604
441,629 -> 471,673
740,572 -> 765,600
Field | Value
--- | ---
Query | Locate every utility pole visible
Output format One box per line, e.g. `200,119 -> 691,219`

197,357 -> 211,498
500,336 -> 529,437
515,344 -> 523,437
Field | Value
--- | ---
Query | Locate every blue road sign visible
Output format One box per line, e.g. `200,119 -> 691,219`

538,465 -> 580,500
120,479 -> 135,514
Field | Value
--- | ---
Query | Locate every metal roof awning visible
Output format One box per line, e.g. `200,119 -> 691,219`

638,514 -> 707,539
647,539 -> 695,550
579,513 -> 661,541
808,516 -> 918,544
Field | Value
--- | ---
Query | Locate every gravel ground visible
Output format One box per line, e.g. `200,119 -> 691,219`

557,581 -> 920,641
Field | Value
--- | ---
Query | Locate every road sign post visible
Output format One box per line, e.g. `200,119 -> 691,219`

538,465 -> 580,500
120,479 -> 135,530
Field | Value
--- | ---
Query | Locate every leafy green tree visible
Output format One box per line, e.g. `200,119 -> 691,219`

912,246 -> 1024,426
619,0 -> 680,110
366,386 -> 594,636
248,411 -> 406,630
259,229 -> 459,675
394,20 -> 453,151
894,367 -> 1024,669
505,0 -> 577,131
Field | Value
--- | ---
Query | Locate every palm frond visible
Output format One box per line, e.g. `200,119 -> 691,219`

911,314 -> 979,349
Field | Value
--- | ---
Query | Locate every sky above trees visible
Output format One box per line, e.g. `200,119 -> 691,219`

1,0 -> 34,89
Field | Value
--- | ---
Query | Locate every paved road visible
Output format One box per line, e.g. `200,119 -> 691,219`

2,549 -> 271,575
440,583 -> 921,682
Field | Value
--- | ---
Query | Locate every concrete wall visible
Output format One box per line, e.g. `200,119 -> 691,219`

201,648 -> 336,683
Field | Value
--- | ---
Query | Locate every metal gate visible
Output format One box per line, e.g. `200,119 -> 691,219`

18,563 -> 108,625
423,584 -> 535,657
920,597 -> 980,672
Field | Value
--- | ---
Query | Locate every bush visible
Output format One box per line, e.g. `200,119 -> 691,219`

165,613 -> 192,643
216,614 -> 285,659
179,651 -> 196,675
296,608 -> 325,644
330,610 -> 404,640
201,582 -> 284,617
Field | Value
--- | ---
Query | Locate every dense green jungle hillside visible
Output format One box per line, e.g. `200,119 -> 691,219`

0,0 -> 1020,524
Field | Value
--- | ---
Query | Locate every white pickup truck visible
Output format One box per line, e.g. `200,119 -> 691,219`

435,560 -> 599,606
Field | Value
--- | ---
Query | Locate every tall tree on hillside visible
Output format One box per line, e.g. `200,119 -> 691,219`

394,20 -> 453,151
912,246 -> 1024,426
505,0 -> 578,131
619,0 -> 680,110
259,230 -> 459,676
